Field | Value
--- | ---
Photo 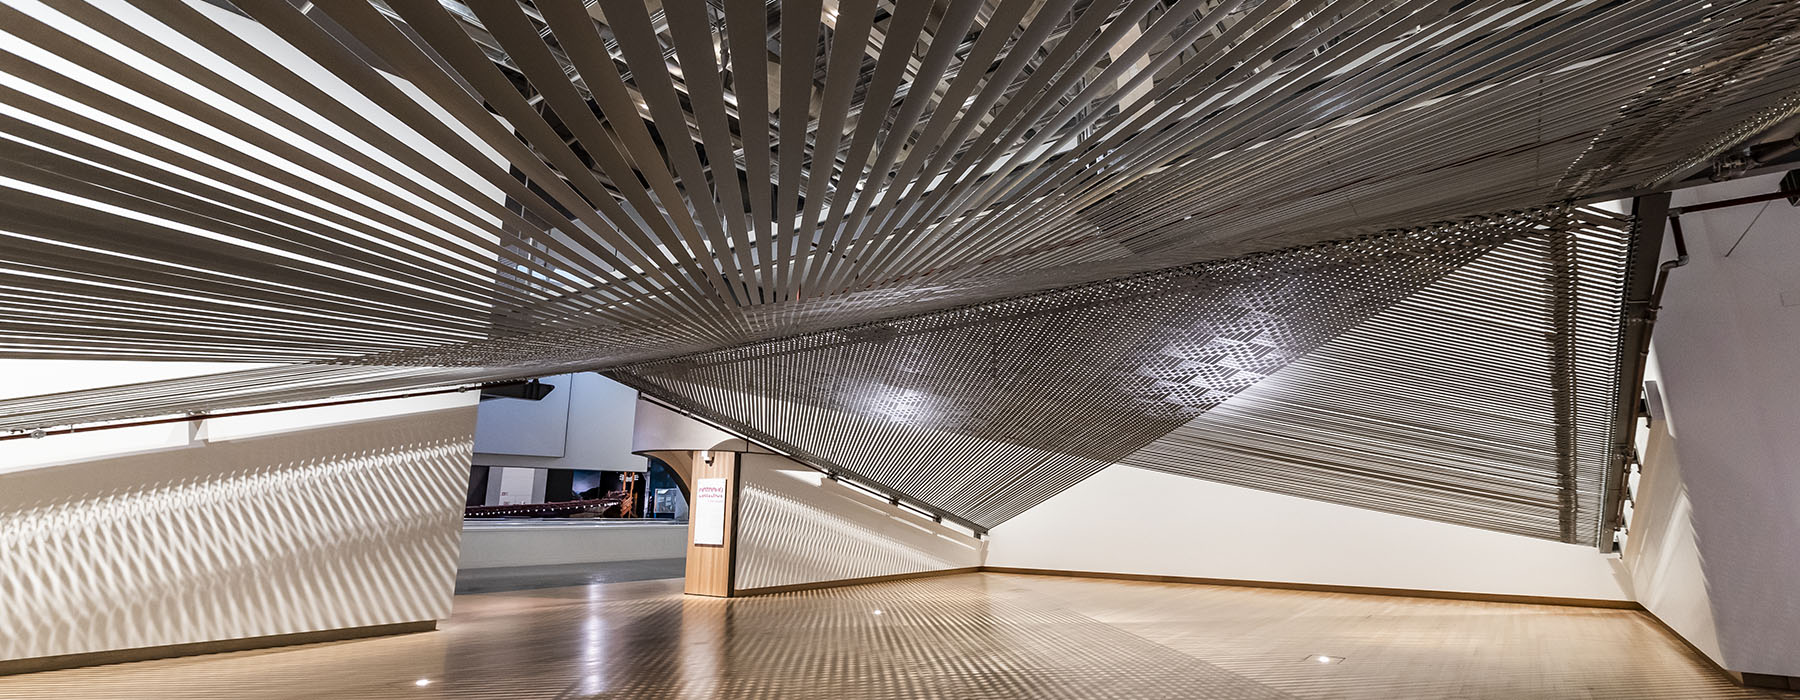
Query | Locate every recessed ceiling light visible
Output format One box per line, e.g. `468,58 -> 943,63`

1306,655 -> 1345,665
415,679 -> 432,687
872,610 -> 883,615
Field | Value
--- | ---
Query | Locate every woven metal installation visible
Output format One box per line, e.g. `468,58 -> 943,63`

0,1 -> 1793,535
0,0 -> 1796,368
608,210 -> 1578,529
1123,207 -> 1632,545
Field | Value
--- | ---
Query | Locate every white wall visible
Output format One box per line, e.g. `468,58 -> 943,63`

1619,173 -> 1800,676
474,373 -> 644,472
0,360 -> 278,474
1621,378 -> 1725,665
457,522 -> 686,569
733,452 -> 985,591
0,390 -> 477,662
487,466 -> 545,505
988,465 -> 1634,601
630,398 -> 751,454
473,375 -> 573,458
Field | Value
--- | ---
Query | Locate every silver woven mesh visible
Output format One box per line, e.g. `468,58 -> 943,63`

608,209 -> 1617,530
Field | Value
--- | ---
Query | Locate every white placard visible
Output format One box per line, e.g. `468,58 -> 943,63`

693,477 -> 728,546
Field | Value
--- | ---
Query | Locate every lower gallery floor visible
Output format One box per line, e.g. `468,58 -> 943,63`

0,573 -> 1784,699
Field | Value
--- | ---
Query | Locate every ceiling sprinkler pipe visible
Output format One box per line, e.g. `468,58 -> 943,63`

1601,202 -> 1692,551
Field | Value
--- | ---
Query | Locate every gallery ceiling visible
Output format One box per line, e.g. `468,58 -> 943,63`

1,0 -> 1798,536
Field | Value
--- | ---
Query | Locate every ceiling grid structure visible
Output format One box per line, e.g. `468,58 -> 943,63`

0,0 -> 1794,537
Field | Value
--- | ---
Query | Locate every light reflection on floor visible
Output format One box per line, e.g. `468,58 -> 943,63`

0,572 -> 1787,699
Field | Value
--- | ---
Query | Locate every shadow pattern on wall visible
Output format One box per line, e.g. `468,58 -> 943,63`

734,454 -> 983,591
609,209 -> 1586,530
0,409 -> 474,662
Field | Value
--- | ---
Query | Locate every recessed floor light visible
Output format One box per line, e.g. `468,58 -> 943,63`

1306,655 -> 1346,665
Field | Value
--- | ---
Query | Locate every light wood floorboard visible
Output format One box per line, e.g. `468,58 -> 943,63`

0,572 -> 1787,699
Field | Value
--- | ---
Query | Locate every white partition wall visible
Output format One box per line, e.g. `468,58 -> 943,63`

474,373 -> 644,471
733,453 -> 985,592
1622,386 -> 1725,666
0,391 -> 477,667
1617,174 -> 1800,679
472,375 -> 574,458
988,465 -> 1634,602
457,522 -> 687,569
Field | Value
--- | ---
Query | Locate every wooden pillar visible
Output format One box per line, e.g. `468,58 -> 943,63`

643,448 -> 740,597
682,450 -> 738,597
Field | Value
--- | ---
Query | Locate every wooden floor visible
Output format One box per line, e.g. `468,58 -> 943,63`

0,572 -> 1787,699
